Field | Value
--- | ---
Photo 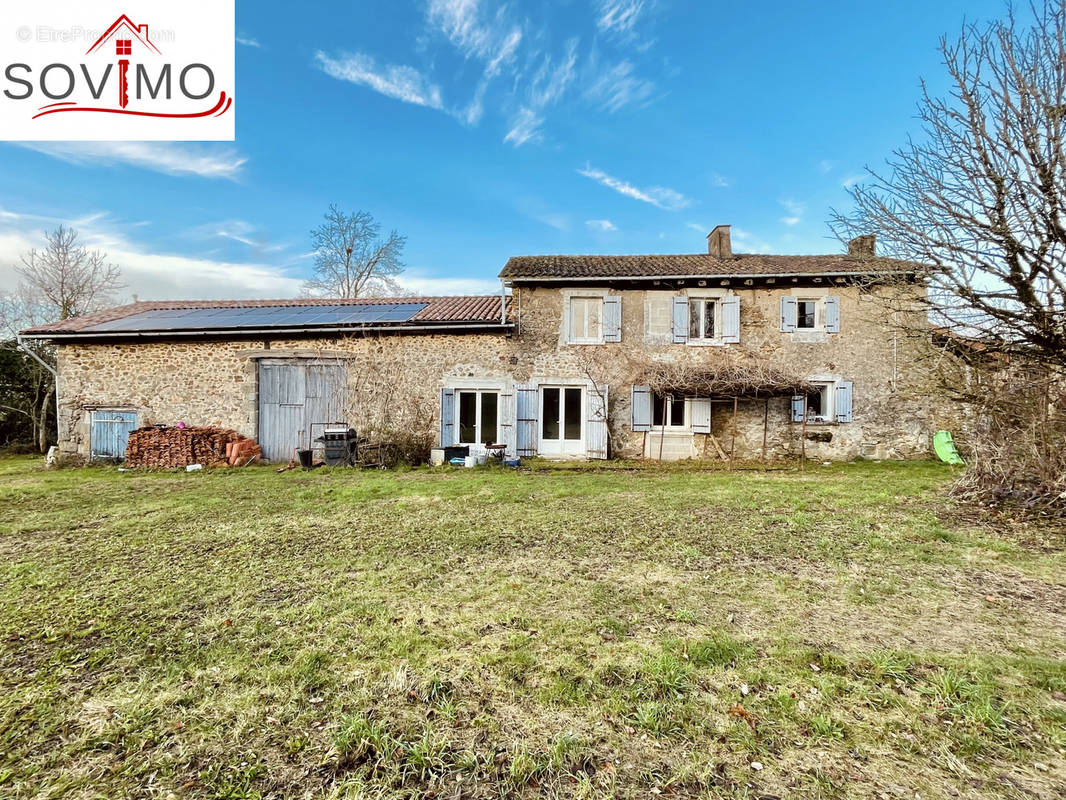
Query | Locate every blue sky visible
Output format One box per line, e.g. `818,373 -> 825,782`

0,0 -> 1007,301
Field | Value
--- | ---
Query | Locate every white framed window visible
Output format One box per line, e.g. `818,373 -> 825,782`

652,393 -> 688,429
687,298 -> 718,341
568,296 -> 604,343
791,379 -> 854,424
804,381 -> 835,422
457,389 -> 499,445
796,298 -> 820,330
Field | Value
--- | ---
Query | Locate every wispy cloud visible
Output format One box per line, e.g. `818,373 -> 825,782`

13,142 -> 246,179
427,0 -> 523,74
595,0 -> 648,38
778,198 -> 805,226
586,218 -> 618,231
841,173 -> 866,188
582,59 -> 655,112
711,173 -> 732,188
732,227 -> 775,254
504,108 -> 544,147
685,222 -> 707,234
314,51 -> 444,110
818,159 -> 834,174
236,35 -> 261,48
578,164 -> 689,210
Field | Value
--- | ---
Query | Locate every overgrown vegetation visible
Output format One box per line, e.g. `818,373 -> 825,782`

1,458 -> 1063,798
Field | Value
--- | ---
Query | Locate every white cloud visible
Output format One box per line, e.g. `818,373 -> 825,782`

841,173 -> 866,188
314,51 -> 444,110
595,0 -> 647,37
818,159 -> 834,174
0,215 -> 303,302
427,0 -> 523,74
685,222 -> 707,234
583,59 -> 655,112
711,173 -> 732,188
778,198 -> 805,226
731,227 -> 775,254
586,219 -> 618,231
504,108 -> 544,147
236,35 -> 261,48
578,164 -> 689,210
12,142 -> 246,179
394,270 -> 502,296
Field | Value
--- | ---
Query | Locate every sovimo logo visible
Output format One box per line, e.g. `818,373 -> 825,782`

1,2 -> 234,141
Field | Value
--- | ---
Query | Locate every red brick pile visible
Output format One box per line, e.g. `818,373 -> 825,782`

124,426 -> 262,468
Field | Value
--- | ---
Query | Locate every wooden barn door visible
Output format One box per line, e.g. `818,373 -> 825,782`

90,410 -> 137,461
258,360 -> 347,462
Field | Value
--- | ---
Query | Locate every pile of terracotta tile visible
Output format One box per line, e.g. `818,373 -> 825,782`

124,426 -> 262,468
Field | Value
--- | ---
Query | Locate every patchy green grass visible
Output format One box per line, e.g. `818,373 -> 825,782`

1,456 -> 1064,799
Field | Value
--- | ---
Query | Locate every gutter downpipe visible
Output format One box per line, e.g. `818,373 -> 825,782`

16,333 -> 59,443
500,280 -> 507,325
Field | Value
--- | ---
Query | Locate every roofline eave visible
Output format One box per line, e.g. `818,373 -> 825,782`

19,321 -> 515,342
500,269 -> 917,284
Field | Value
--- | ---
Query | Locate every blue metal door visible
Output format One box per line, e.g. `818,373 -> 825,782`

90,410 -> 137,461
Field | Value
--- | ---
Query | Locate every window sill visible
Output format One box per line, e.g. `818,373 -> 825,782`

567,339 -> 607,346
684,338 -> 725,347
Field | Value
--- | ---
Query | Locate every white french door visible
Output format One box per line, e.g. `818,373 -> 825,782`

539,386 -> 585,456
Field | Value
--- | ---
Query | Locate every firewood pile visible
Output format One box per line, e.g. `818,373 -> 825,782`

125,426 -> 262,468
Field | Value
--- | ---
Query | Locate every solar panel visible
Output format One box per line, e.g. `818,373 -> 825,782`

83,303 -> 429,333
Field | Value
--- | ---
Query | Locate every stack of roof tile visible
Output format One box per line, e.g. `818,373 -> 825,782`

125,426 -> 261,468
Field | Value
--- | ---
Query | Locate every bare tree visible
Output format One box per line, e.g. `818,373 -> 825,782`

304,205 -> 406,298
830,1 -> 1066,370
17,225 -> 123,320
2,225 -> 124,452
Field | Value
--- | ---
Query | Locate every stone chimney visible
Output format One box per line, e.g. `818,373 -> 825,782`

707,225 -> 732,259
848,234 -> 876,257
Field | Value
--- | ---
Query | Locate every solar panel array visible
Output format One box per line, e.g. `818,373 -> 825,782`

83,303 -> 430,333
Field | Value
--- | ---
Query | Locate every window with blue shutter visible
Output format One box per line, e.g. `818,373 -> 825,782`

721,296 -> 741,343
631,385 -> 652,432
780,296 -> 798,332
603,295 -> 622,342
835,380 -> 854,423
672,296 -> 689,343
690,398 -> 712,434
825,296 -> 841,333
440,388 -> 455,447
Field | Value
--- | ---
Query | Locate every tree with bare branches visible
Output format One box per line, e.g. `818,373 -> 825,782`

1,226 -> 123,452
831,0 -> 1066,370
17,225 -> 123,320
304,205 -> 406,298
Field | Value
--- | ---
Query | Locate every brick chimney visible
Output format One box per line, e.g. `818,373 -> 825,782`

848,234 -> 876,257
707,225 -> 732,259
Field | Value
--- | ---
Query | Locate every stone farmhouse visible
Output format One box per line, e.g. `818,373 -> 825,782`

21,227 -> 953,463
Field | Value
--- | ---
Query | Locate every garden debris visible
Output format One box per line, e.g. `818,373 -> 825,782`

125,425 -> 262,468
728,703 -> 757,729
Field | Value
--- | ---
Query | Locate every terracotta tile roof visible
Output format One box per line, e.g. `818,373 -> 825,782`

21,295 -> 511,336
499,253 -> 918,280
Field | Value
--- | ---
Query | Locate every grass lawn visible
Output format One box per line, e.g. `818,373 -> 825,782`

1,456 -> 1064,799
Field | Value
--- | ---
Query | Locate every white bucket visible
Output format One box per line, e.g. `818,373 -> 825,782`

476,453 -> 489,465
464,456 -> 477,468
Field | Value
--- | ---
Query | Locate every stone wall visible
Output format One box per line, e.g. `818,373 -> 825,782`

55,281 -> 959,461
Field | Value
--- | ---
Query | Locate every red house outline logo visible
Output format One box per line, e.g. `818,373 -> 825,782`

30,12 -> 233,122
86,15 -> 162,109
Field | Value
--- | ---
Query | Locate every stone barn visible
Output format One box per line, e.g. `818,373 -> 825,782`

20,229 -> 957,463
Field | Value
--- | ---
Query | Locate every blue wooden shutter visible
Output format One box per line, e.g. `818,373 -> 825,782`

515,384 -> 538,457
603,296 -> 622,342
781,296 -> 797,332
587,385 -> 609,460
498,388 -> 516,457
721,296 -> 741,343
440,388 -> 455,447
631,385 -> 652,432
824,296 -> 841,333
672,297 -> 689,343
690,398 -> 712,434
835,380 -> 853,423
791,395 -> 806,422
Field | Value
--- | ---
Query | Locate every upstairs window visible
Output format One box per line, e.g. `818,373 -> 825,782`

688,299 -> 717,340
457,390 -> 498,445
569,296 -> 603,343
781,296 -> 841,333
796,299 -> 818,329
